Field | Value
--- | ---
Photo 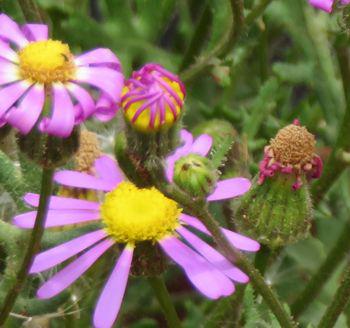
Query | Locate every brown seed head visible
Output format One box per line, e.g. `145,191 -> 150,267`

74,130 -> 101,172
270,124 -> 315,166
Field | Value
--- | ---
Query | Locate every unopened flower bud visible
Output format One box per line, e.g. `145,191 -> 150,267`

235,120 -> 322,248
121,63 -> 185,133
174,154 -> 218,197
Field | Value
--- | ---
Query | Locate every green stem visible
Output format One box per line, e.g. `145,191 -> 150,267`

245,0 -> 273,25
148,276 -> 182,328
179,2 -> 213,71
318,264 -> 350,328
179,0 -> 273,82
18,0 -> 43,22
291,222 -> 350,318
162,185 -> 296,328
0,168 -> 54,326
180,0 -> 244,82
311,45 -> 350,204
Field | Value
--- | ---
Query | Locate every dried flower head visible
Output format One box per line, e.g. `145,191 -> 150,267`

258,120 -> 322,189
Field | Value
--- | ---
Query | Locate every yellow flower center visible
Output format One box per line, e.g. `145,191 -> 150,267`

100,182 -> 181,244
19,39 -> 75,84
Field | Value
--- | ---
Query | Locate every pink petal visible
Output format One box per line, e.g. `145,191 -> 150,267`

21,24 -> 48,41
0,14 -> 28,47
24,193 -> 100,210
93,246 -> 133,328
95,93 -> 119,122
159,236 -> 235,299
177,226 -> 249,283
207,178 -> 251,202
13,209 -> 100,229
0,40 -> 18,62
341,0 -> 350,4
0,81 -> 30,117
0,59 -> 19,85
75,48 -> 121,69
165,129 -> 194,182
75,67 -> 124,102
37,239 -> 114,299
66,82 -> 95,121
180,214 -> 260,252
54,170 -> 116,191
94,155 -> 124,185
190,134 -> 212,156
39,84 -> 75,137
308,0 -> 334,12
30,229 -> 107,273
5,84 -> 45,134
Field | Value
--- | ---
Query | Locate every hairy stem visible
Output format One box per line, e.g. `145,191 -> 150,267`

291,222 -> 350,318
180,0 -> 244,82
179,2 -> 213,71
0,168 -> 54,325
148,276 -> 182,328
318,264 -> 350,328
179,0 -> 273,82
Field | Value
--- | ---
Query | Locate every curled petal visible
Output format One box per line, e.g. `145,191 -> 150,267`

6,84 -> 45,134
39,84 -> 75,138
0,81 -> 31,118
75,67 -> 124,102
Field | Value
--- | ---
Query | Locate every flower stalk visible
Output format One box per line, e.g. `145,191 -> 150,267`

318,263 -> 350,328
0,168 -> 55,325
148,276 -> 182,328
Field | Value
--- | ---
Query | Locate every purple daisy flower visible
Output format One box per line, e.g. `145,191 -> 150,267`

121,63 -> 185,132
0,14 -> 124,137
14,155 -> 259,328
308,0 -> 350,12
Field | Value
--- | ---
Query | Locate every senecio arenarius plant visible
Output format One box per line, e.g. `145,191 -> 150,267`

1,0 -> 350,327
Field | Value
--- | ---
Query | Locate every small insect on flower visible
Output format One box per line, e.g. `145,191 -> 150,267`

14,155 -> 259,328
0,14 -> 124,137
308,0 -> 350,13
121,63 -> 185,132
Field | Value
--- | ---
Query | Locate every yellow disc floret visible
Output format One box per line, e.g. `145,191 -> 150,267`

19,39 -> 75,84
100,182 -> 181,244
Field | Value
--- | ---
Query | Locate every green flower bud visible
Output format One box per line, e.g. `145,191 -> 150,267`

173,154 -> 218,197
17,127 -> 80,168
